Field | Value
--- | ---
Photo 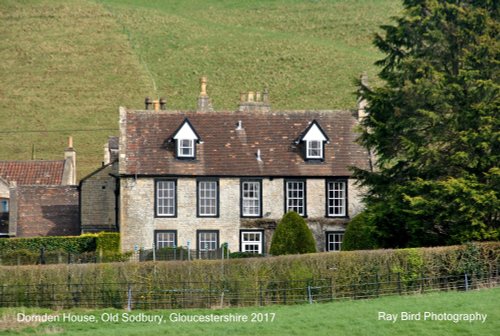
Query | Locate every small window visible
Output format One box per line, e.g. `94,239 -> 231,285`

241,180 -> 261,217
198,230 -> 219,251
155,230 -> 177,248
156,180 -> 176,217
327,180 -> 347,217
198,180 -> 218,217
326,231 -> 344,252
240,231 -> 263,254
285,180 -> 306,216
307,140 -> 322,159
178,139 -> 194,157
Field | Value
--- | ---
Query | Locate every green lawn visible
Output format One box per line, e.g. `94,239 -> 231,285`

1,288 -> 498,336
0,0 -> 401,178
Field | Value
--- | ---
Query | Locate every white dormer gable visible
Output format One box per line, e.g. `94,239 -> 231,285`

301,122 -> 328,142
173,120 -> 199,141
172,118 -> 201,159
298,120 -> 330,161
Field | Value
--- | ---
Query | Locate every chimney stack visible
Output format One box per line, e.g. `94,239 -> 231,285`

63,136 -> 77,185
357,73 -> 369,122
145,97 -> 167,111
238,87 -> 271,113
197,76 -> 213,112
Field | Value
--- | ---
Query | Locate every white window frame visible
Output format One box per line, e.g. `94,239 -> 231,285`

327,180 -> 347,217
198,231 -> 219,251
326,232 -> 344,252
306,140 -> 323,159
198,180 -> 218,217
241,180 -> 261,217
240,231 -> 263,254
155,231 -> 177,248
178,139 -> 194,158
285,180 -> 306,216
156,180 -> 176,217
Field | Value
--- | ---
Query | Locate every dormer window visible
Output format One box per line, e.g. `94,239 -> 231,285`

178,139 -> 194,157
297,120 -> 329,161
307,140 -> 322,159
172,118 -> 201,160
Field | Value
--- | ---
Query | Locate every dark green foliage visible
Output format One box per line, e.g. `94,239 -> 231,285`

342,212 -> 378,251
0,235 -> 96,254
95,232 -> 120,253
270,212 -> 317,255
355,0 -> 500,247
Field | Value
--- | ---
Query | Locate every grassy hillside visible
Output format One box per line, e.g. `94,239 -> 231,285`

0,0 -> 401,178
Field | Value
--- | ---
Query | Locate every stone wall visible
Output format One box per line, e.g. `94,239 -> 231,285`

120,177 -> 364,253
80,162 -> 118,233
9,185 -> 79,237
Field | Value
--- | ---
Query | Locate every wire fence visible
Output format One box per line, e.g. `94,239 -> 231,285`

0,246 -> 257,266
0,268 -> 498,310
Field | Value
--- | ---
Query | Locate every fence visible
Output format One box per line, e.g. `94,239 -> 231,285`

0,246 -> 243,265
0,268 -> 498,310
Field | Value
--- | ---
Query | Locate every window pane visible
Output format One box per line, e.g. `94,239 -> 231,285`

307,140 -> 322,158
179,139 -> 194,157
242,181 -> 261,216
156,181 -> 175,216
327,232 -> 343,251
199,232 -> 218,251
199,181 -> 218,216
241,231 -> 262,254
156,232 -> 176,248
286,181 -> 305,215
327,181 -> 346,216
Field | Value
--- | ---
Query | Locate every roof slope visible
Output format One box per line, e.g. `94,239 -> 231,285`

0,161 -> 65,185
121,109 -> 370,177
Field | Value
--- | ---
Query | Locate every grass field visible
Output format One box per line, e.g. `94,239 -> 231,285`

0,0 -> 401,178
0,288 -> 498,336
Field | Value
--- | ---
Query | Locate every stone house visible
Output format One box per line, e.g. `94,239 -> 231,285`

113,78 -> 371,253
0,138 -> 79,237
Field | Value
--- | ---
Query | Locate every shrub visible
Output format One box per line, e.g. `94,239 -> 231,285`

342,212 -> 377,251
96,232 -> 120,253
270,211 -> 317,255
0,235 -> 96,254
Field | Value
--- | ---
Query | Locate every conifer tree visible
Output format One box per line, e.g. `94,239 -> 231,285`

355,0 -> 499,247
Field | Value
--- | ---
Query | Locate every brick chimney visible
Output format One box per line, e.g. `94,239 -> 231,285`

238,87 -> 271,112
62,136 -> 76,185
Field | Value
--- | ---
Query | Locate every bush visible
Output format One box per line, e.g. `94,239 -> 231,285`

0,235 -> 97,254
270,211 -> 317,255
96,232 -> 120,253
342,212 -> 377,251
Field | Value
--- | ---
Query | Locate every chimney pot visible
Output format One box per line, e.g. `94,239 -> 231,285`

240,92 -> 246,103
159,97 -> 167,110
247,91 -> 255,102
262,88 -> 269,103
145,97 -> 152,110
200,76 -> 208,96
67,136 -> 73,149
255,91 -> 262,102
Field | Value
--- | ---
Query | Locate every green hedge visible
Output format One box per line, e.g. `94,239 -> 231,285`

0,232 -> 120,255
0,235 -> 96,254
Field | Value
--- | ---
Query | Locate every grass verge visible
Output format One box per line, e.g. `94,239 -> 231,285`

0,287 -> 498,336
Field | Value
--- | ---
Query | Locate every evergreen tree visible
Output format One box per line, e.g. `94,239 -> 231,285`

270,212 -> 317,255
355,0 -> 499,247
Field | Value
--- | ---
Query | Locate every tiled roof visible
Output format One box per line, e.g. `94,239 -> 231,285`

0,160 -> 65,185
121,109 -> 370,177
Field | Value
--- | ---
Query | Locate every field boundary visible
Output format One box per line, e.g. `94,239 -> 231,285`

1,268 -> 498,310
